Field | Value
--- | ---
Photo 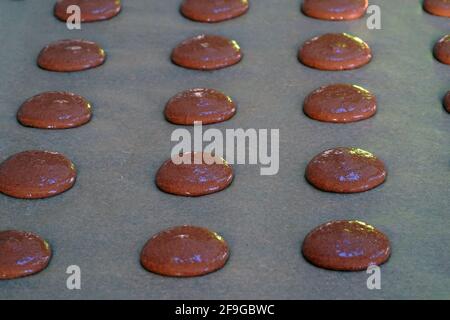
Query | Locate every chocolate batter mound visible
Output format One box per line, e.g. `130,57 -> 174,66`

171,34 -> 242,70
0,230 -> 52,279
305,147 -> 386,193
17,91 -> 92,129
140,225 -> 229,277
0,150 -> 77,199
444,91 -> 450,112
181,0 -> 249,22
165,88 -> 236,125
298,33 -> 372,71
156,152 -> 233,197
54,0 -> 122,22
424,0 -> 450,17
303,84 -> 376,123
302,0 -> 368,20
37,39 -> 106,72
434,35 -> 450,65
302,220 -> 391,271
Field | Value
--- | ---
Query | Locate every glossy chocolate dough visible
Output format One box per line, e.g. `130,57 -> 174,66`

37,39 -> 106,72
302,0 -> 368,20
180,0 -> 249,22
298,33 -> 372,71
171,34 -> 242,70
302,220 -> 391,271
155,152 -> 233,197
164,88 -> 236,125
305,147 -> 386,193
17,91 -> 92,129
434,35 -> 450,65
0,230 -> 52,279
54,0 -> 121,22
140,225 -> 229,277
303,84 -> 376,123
0,150 -> 77,199
444,91 -> 450,112
423,0 -> 450,17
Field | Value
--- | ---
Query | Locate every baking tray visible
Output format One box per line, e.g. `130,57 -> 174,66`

0,0 -> 449,299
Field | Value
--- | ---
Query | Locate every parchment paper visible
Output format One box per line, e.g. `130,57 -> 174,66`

0,0 -> 449,299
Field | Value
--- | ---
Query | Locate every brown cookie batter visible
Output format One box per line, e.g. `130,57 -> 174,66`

171,34 -> 242,70
444,91 -> 450,112
165,88 -> 236,125
156,152 -> 233,197
302,220 -> 391,271
423,0 -> 450,17
54,0 -> 122,22
0,150 -> 77,199
140,225 -> 229,277
434,35 -> 450,65
37,39 -> 106,72
17,91 -> 92,129
303,84 -> 376,123
0,230 -> 52,279
305,147 -> 386,193
298,33 -> 372,71
302,0 -> 368,20
180,0 -> 249,23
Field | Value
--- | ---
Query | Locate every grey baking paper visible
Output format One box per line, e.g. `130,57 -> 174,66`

0,0 -> 449,299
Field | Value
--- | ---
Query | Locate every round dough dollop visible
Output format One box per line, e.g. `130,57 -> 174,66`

302,0 -> 368,20
0,150 -> 77,199
180,0 -> 249,22
444,91 -> 450,112
305,147 -> 386,193
141,225 -> 229,277
434,35 -> 450,65
303,84 -> 376,123
302,220 -> 391,271
171,34 -> 243,70
156,152 -> 233,197
0,230 -> 52,279
423,0 -> 450,17
165,88 -> 236,125
37,39 -> 106,72
54,0 -> 122,22
298,33 -> 372,71
17,91 -> 92,129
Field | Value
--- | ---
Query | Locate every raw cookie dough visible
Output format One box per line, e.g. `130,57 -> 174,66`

171,34 -> 242,70
54,0 -> 121,22
0,230 -> 52,279
180,0 -> 249,22
0,150 -> 77,199
305,147 -> 386,193
17,91 -> 92,129
37,39 -> 106,72
165,88 -> 236,125
303,84 -> 376,123
140,225 -> 229,277
302,0 -> 368,20
298,33 -> 372,71
156,152 -> 233,197
302,220 -> 391,271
